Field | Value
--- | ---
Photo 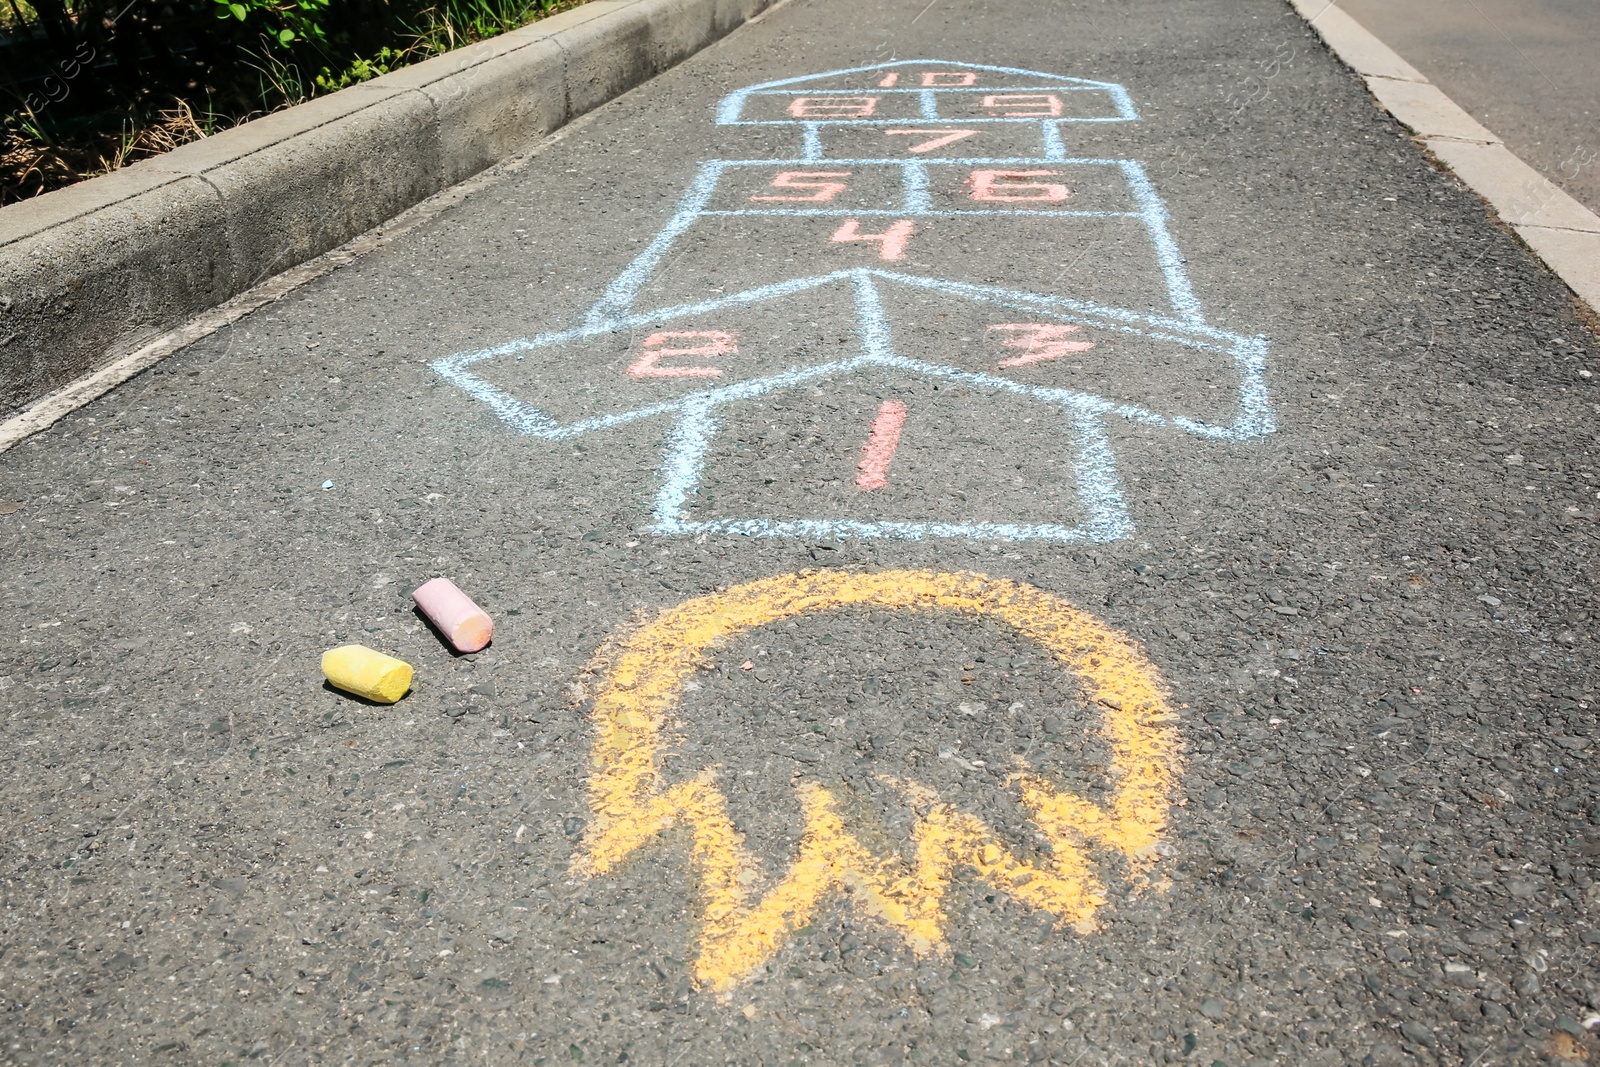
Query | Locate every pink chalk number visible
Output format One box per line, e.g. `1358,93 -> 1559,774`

628,331 -> 738,378
967,169 -> 1071,202
922,72 -> 977,86
981,93 -> 1063,117
989,324 -> 1096,368
788,96 -> 880,118
886,128 -> 979,153
831,218 -> 915,261
856,400 -> 907,490
752,171 -> 853,203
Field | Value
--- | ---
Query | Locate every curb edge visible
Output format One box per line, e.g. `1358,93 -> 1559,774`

0,0 -> 779,444
1288,0 -> 1600,319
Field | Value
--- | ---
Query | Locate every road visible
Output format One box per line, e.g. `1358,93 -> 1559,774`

1333,0 -> 1600,216
2,0 -> 1599,1063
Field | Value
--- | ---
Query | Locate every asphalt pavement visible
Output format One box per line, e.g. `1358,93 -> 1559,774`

2,0 -> 1599,1064
1332,0 -> 1600,215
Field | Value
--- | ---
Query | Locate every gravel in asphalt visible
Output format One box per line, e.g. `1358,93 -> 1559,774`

2,0 -> 1598,1063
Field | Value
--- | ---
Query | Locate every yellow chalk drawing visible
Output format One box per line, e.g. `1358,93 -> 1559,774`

575,570 -> 1181,992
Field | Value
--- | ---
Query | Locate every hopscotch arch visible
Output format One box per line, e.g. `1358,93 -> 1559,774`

431,60 -> 1276,543
714,59 -> 1140,126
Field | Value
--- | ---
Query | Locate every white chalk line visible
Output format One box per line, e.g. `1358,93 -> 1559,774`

433,60 -> 1275,542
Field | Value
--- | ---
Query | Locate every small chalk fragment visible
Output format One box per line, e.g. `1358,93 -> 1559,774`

321,480 -> 334,490
413,577 -> 494,653
322,645 -> 413,703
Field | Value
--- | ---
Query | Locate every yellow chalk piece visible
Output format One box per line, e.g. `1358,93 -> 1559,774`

573,569 -> 1182,993
321,644 -> 413,704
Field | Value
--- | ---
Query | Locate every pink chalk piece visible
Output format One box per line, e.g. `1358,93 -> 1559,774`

922,72 -> 977,86
856,400 -> 907,491
831,218 -> 915,261
787,96 -> 879,118
628,331 -> 738,378
877,72 -> 900,88
989,323 -> 1096,368
967,169 -> 1070,203
751,171 -> 853,203
980,93 -> 1062,117
413,577 -> 494,653
886,128 -> 979,154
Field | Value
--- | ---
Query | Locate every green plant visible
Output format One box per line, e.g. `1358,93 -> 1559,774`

3,0 -> 592,203
211,0 -> 331,46
95,117 -> 138,173
313,0 -> 582,95
0,0 -> 37,32
243,40 -> 312,108
314,45 -> 406,92
12,104 -> 53,148
408,0 -> 573,53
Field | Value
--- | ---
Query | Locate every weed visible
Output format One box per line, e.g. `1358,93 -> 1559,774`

244,39 -> 313,110
408,0 -> 580,53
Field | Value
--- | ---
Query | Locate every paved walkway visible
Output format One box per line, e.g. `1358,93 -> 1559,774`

2,0 -> 1597,1063
1335,0 -> 1600,214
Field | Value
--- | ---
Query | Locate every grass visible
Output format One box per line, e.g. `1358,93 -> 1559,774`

408,0 -> 580,54
2,96 -> 238,200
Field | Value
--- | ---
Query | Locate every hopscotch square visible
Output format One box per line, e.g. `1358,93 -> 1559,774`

681,373 -> 1110,532
465,298 -> 868,427
872,286 -> 1255,430
940,87 -> 1134,123
648,361 -> 1133,543
887,215 -> 1178,312
708,162 -> 911,214
917,159 -> 1141,215
736,92 -> 929,124
818,123 -> 1055,161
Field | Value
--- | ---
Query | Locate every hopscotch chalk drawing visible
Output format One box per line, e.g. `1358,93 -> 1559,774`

433,61 -> 1275,541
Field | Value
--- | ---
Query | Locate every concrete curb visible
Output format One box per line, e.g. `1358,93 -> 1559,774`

1288,0 -> 1600,317
0,0 -> 778,422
